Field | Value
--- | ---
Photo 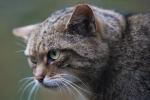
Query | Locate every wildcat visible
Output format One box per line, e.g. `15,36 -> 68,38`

13,4 -> 150,100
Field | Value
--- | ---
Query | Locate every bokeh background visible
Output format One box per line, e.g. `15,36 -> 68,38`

0,0 -> 149,100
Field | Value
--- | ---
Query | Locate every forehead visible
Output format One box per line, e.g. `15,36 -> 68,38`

24,7 -> 105,59
25,7 -> 75,56
25,26 -> 65,56
26,28 -> 93,58
25,27 -> 104,60
24,11 -> 72,56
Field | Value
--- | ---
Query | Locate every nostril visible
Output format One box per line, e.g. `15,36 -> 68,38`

35,76 -> 44,83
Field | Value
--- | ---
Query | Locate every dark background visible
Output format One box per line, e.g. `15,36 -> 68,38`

0,0 -> 149,100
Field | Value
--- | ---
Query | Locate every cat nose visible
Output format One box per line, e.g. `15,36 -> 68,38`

34,64 -> 46,83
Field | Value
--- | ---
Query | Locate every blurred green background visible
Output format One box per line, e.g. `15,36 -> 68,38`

0,0 -> 149,100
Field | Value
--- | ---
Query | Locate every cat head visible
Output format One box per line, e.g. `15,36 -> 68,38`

13,4 -> 109,91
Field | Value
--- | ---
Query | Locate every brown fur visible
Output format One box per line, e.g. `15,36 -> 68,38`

13,4 -> 130,100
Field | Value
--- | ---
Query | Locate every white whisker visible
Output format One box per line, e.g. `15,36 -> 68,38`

61,80 -> 76,100
55,81 -> 62,96
18,77 -> 34,94
20,81 -> 35,100
27,82 -> 37,100
33,84 -> 39,100
66,74 -> 88,89
15,50 -> 25,53
62,78 -> 91,94
59,74 -> 88,89
19,77 -> 34,83
61,79 -> 86,100
18,79 -> 33,93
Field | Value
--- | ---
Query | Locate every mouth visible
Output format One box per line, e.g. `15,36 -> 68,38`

39,74 -> 77,89
33,74 -> 91,95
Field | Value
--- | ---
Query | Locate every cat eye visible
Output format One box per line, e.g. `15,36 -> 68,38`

47,49 -> 60,63
27,57 -> 37,68
30,57 -> 37,64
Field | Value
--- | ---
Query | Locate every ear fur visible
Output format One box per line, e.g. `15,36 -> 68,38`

12,24 -> 39,40
67,4 -> 97,36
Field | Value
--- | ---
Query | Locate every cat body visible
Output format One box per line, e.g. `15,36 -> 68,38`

13,4 -> 150,100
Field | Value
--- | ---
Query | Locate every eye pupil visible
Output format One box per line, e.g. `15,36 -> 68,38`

51,51 -> 56,56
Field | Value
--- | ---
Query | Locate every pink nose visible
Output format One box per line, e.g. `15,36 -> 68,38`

34,65 -> 46,82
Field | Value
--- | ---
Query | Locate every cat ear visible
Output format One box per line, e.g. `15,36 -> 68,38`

12,24 -> 39,40
66,4 -> 97,36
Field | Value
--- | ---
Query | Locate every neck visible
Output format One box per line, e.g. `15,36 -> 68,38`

87,40 -> 125,100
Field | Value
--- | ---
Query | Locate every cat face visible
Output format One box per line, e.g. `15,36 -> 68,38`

13,4 -> 109,90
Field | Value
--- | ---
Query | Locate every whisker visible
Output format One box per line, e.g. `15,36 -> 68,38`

59,74 -> 88,88
33,84 -> 39,100
55,81 -> 62,96
18,79 -> 33,93
66,74 -> 88,88
58,81 -> 65,97
61,80 -> 76,100
27,82 -> 37,100
18,77 -> 34,93
61,79 -> 86,100
19,77 -> 34,83
62,78 -> 91,94
15,50 -> 25,54
20,81 -> 35,100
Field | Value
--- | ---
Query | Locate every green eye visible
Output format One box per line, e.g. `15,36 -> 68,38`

29,57 -> 37,65
47,49 -> 60,61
